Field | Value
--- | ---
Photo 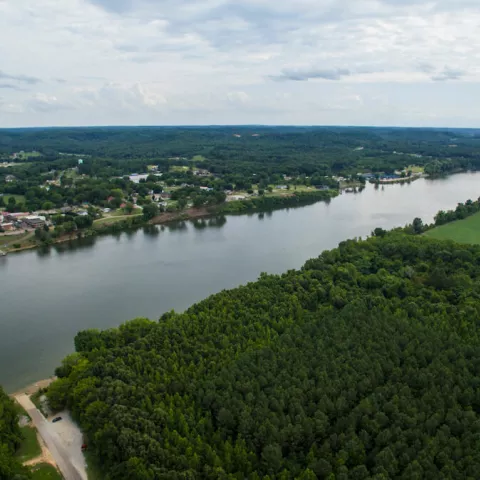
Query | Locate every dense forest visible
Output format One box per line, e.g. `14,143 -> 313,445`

47,233 -> 480,479
0,388 -> 30,479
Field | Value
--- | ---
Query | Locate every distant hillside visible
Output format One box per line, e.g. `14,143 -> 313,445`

2,126 -> 480,178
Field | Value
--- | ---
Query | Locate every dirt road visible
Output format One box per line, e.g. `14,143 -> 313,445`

15,394 -> 87,480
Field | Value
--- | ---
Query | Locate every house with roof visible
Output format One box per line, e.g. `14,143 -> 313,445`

24,216 -> 46,229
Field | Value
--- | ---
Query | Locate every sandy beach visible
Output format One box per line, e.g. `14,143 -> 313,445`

10,377 -> 56,397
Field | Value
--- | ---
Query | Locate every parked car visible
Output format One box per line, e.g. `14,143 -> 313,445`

52,416 -> 62,423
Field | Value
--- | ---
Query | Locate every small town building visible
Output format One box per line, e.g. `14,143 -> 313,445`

0,222 -> 14,231
24,216 -> 46,228
5,212 -> 29,221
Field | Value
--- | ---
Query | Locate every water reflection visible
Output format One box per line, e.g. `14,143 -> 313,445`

192,219 -> 208,230
53,236 -> 98,255
167,221 -> 188,232
143,225 -> 160,236
124,229 -> 137,239
36,246 -> 52,258
207,216 -> 227,228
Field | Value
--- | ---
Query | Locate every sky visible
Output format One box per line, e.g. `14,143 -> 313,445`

0,0 -> 478,128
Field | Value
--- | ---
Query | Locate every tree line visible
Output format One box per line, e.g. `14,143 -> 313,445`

0,388 -> 31,479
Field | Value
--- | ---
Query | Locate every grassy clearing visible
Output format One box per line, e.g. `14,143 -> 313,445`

425,212 -> 480,244
192,155 -> 206,161
288,185 -> 316,192
16,151 -> 42,160
93,214 -> 141,227
30,463 -> 62,480
170,165 -> 189,172
110,208 -> 142,217
1,194 -> 26,205
62,169 -> 80,180
15,426 -> 42,463
0,231 -> 35,251
407,165 -> 424,174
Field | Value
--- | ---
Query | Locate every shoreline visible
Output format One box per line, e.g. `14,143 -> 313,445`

1,206 -> 219,254
9,376 -> 56,397
371,173 -> 424,185
2,191 -> 336,255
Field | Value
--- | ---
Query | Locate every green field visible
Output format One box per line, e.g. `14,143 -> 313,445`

170,165 -> 189,172
1,194 -> 25,205
15,426 -> 41,463
30,463 -> 62,480
192,155 -> 206,161
16,151 -> 42,160
425,212 -> 480,244
407,165 -> 424,174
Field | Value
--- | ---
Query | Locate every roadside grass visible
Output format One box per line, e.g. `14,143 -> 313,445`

31,389 -> 50,416
15,426 -> 42,463
424,212 -> 480,244
30,390 -> 43,411
84,451 -> 104,480
30,463 -> 62,480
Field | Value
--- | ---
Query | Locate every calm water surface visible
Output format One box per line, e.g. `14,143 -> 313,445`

2,173 -> 480,391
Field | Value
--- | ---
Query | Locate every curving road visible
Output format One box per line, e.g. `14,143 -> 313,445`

15,394 -> 87,480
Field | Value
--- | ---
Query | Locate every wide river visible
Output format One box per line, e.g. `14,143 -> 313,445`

2,172 -> 480,392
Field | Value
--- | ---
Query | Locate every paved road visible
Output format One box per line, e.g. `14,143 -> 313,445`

15,394 -> 87,480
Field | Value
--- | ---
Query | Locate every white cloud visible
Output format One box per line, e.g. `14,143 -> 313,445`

0,0 -> 479,126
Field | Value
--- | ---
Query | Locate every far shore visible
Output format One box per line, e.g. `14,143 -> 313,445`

2,205 -> 218,254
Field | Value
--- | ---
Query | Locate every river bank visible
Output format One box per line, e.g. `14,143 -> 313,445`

1,190 -> 337,254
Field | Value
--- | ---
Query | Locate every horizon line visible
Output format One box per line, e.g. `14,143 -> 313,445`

0,124 -> 479,130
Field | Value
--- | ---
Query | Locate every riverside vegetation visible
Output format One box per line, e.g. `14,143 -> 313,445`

40,228 -> 480,479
